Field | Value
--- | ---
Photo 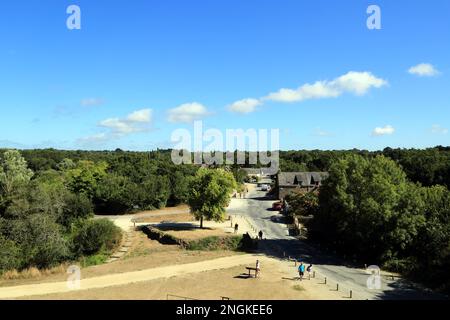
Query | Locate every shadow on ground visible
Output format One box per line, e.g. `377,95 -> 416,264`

149,223 -> 213,232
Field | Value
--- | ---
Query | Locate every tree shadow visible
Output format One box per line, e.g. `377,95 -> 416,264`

150,222 -> 214,232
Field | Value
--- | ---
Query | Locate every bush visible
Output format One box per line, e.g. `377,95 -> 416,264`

186,236 -> 243,251
24,215 -> 69,269
72,219 -> 122,256
0,236 -> 22,273
59,193 -> 93,227
94,174 -> 136,214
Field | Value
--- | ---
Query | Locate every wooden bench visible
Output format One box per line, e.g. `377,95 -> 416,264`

246,267 -> 259,278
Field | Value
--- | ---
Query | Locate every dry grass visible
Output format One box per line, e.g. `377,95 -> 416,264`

1,264 -> 69,281
157,225 -> 231,241
136,213 -> 195,224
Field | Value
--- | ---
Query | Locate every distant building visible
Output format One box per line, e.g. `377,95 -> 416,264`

241,168 -> 274,178
276,172 -> 329,199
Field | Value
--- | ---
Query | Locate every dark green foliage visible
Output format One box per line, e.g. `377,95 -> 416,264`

1,214 -> 69,269
59,193 -> 93,228
309,154 -> 450,293
186,236 -> 243,251
285,192 -> 319,217
94,174 -> 137,214
72,219 -> 122,256
0,235 -> 22,272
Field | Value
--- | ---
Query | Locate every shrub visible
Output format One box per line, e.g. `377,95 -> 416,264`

59,192 -> 93,227
186,236 -> 243,251
25,215 -> 70,269
72,219 -> 122,256
0,236 -> 22,273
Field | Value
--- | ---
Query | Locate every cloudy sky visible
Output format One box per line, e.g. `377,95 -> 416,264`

0,0 -> 449,151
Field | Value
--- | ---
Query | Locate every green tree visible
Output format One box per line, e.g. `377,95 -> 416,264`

0,235 -> 22,272
311,154 -> 426,262
187,168 -> 236,228
94,174 -> 136,214
66,160 -> 108,198
0,150 -> 33,197
72,219 -> 122,256
56,158 -> 76,171
286,192 -> 319,217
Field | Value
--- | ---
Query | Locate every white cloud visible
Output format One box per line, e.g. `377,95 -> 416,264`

372,125 -> 395,136
78,108 -> 153,145
81,98 -> 104,107
431,124 -> 448,135
333,71 -> 388,95
228,98 -> 262,114
99,118 -> 138,134
99,108 -> 152,135
126,109 -> 152,123
408,63 -> 440,77
167,102 -> 209,123
265,71 -> 387,103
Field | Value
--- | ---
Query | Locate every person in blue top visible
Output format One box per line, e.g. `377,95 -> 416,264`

298,262 -> 305,281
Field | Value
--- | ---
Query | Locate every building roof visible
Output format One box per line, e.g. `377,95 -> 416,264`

278,172 -> 329,187
241,168 -> 274,176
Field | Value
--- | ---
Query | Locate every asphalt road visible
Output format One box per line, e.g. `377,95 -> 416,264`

228,184 -> 444,300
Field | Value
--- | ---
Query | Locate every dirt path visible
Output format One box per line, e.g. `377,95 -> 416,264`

0,254 -> 267,299
24,258 -> 345,300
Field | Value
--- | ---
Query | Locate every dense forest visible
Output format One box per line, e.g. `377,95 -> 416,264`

16,148 -> 199,213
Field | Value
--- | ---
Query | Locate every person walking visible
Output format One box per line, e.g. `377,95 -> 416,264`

256,260 -> 261,278
234,223 -> 239,234
306,264 -> 313,278
298,262 -> 305,281
258,230 -> 263,240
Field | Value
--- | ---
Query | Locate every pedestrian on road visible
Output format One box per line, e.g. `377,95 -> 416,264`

298,263 -> 305,281
256,260 -> 261,278
307,264 -> 313,278
234,223 -> 239,234
258,230 -> 263,240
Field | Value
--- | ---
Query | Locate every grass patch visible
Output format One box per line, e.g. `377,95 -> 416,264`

123,247 -> 153,259
79,251 -> 109,268
186,236 -> 243,251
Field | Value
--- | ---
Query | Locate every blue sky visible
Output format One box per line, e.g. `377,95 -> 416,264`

0,0 -> 449,151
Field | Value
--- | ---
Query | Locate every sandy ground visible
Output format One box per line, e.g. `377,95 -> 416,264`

17,257 -> 346,300
0,230 -> 236,288
136,213 -> 195,224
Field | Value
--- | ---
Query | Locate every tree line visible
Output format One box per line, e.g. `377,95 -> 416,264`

279,146 -> 450,189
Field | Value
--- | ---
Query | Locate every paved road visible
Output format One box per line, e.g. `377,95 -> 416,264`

228,183 -> 444,300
